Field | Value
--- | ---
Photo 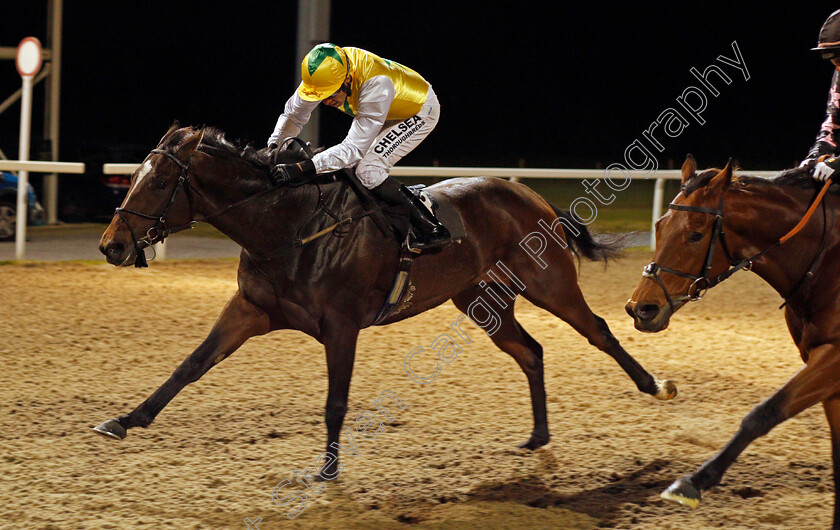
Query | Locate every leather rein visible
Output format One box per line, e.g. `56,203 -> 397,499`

642,179 -> 833,311
114,137 -> 381,267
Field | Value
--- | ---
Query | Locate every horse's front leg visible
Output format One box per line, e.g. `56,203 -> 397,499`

93,291 -> 270,439
661,343 -> 840,509
311,316 -> 359,480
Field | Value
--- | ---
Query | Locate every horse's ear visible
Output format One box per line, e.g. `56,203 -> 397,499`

681,154 -> 697,185
181,128 -> 206,157
711,157 -> 734,190
157,121 -> 181,146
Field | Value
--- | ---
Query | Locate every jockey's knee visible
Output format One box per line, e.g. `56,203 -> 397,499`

355,163 -> 389,190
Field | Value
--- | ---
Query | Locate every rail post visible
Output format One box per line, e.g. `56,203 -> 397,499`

15,37 -> 43,260
650,177 -> 665,250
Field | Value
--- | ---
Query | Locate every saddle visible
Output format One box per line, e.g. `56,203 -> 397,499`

341,169 -> 470,325
276,139 -> 465,326
337,168 -> 465,245
273,138 -> 465,244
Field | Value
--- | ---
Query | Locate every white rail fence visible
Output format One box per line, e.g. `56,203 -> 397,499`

106,164 -> 779,250
2,160 -> 781,261
0,160 -> 84,259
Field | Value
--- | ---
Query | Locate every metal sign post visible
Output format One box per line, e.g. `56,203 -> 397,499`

15,37 -> 42,260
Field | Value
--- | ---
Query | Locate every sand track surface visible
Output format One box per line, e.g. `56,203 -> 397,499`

0,252 -> 831,529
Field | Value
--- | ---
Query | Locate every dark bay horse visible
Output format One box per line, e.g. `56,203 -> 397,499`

95,124 -> 676,476
626,155 -> 840,524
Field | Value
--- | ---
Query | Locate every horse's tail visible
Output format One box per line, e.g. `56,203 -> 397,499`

550,205 -> 623,263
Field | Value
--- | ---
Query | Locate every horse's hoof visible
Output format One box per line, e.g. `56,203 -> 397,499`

517,433 -> 550,450
654,379 -> 678,400
307,471 -> 328,483
93,419 -> 126,440
307,467 -> 343,483
661,477 -> 701,509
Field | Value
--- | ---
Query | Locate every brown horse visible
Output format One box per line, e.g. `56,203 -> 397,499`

626,155 -> 840,524
95,124 -> 676,478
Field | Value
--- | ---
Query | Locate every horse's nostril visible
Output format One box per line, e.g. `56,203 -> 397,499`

104,243 -> 125,259
635,304 -> 660,321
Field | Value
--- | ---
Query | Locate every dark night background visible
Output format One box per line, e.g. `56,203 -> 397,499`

2,1 -> 840,188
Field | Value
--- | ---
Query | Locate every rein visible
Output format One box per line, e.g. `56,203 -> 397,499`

116,138 -> 385,266
643,178 -> 833,310
192,159 -> 386,256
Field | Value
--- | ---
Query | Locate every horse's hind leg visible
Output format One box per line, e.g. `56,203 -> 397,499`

823,396 -> 840,529
522,269 -> 676,400
93,291 -> 270,439
453,286 -> 549,450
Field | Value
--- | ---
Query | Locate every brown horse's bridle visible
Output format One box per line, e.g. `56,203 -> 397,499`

114,148 -> 197,267
114,136 -> 384,267
643,196 -> 749,310
643,179 -> 833,311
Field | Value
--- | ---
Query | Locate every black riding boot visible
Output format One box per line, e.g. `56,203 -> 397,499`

370,176 -> 451,250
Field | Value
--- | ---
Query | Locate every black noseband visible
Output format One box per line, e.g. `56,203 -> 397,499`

114,148 -> 196,267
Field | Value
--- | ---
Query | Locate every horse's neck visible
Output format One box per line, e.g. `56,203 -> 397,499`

191,154 -> 315,252
725,186 -> 831,298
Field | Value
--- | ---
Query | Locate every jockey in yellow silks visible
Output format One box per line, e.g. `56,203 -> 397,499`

268,43 -> 450,250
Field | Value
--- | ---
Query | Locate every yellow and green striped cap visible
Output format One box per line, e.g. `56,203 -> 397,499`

298,43 -> 348,101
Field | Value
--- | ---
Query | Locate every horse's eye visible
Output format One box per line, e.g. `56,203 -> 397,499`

156,179 -> 167,190
688,231 -> 704,243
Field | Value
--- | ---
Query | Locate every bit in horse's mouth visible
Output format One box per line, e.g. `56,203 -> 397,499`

117,249 -> 136,268
630,307 -> 672,333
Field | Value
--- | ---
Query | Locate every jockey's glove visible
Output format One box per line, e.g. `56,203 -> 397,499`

799,158 -> 818,171
813,157 -> 840,182
271,159 -> 316,184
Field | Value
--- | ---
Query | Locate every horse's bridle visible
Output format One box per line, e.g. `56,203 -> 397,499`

114,148 -> 197,267
642,195 -> 767,311
112,137 -> 382,267
643,177 -> 834,312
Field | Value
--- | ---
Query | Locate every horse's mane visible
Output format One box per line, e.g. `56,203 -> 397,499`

682,166 -> 816,197
735,167 -> 816,190
159,124 -> 317,173
199,127 -> 276,169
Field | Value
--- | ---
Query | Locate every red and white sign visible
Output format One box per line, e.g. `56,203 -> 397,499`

16,37 -> 42,78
